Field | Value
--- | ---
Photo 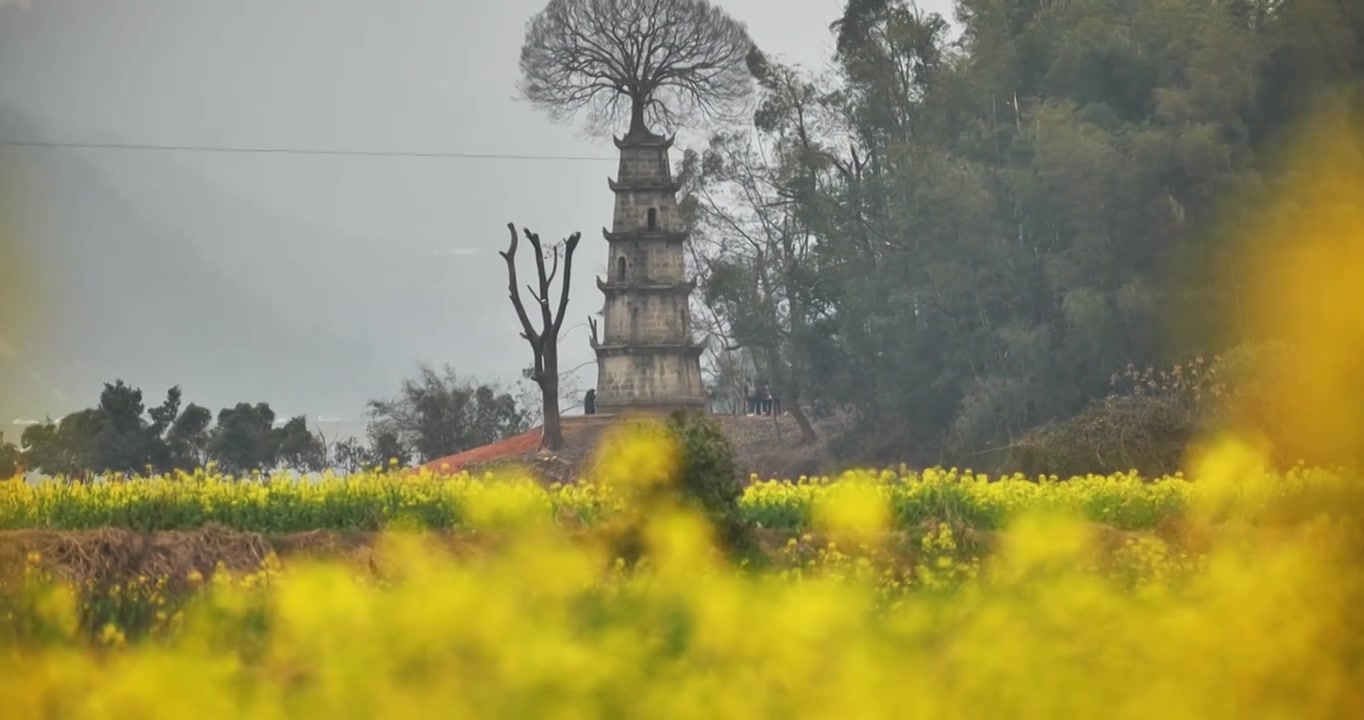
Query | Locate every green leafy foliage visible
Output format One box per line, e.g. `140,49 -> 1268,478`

664,411 -> 741,516
684,0 -> 1364,470
17,381 -> 325,478
11,366 -> 531,478
365,364 -> 529,464
663,411 -> 748,554
0,433 -> 19,478
208,403 -> 279,475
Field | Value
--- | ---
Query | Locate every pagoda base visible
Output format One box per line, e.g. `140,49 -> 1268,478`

593,349 -> 705,416
594,397 -> 708,418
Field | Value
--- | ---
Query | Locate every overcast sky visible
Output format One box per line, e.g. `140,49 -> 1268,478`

0,0 -> 953,436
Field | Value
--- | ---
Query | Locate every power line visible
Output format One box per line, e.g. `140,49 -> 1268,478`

0,139 -> 617,162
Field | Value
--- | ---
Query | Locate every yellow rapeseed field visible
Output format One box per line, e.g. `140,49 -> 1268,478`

0,461 -> 1242,533
0,460 -> 1344,533
1,430 -> 1362,718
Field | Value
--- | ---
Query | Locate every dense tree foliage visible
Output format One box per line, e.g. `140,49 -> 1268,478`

16,381 -> 327,477
365,364 -> 529,464
12,366 -> 534,479
0,433 -> 18,478
686,0 -> 1364,467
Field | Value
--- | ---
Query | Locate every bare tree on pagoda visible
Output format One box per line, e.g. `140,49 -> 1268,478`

501,223 -> 582,451
517,0 -> 758,138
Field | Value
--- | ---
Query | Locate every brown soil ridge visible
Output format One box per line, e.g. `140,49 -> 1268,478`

0,525 -> 967,587
0,522 -> 1205,592
0,526 -> 486,591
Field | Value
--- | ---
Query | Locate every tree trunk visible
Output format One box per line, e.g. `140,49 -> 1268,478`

778,250 -> 817,444
540,354 -> 564,451
788,395 -> 817,444
628,97 -> 649,138
761,346 -> 817,444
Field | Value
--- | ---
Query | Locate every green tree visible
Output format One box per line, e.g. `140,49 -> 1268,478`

165,403 -> 213,470
366,365 -> 529,464
21,409 -> 103,479
1252,0 -> 1364,140
274,416 -> 327,473
18,382 -> 214,476
680,60 -> 833,441
208,403 -> 279,475
679,0 -> 1359,469
205,403 -> 326,475
15,381 -> 324,477
91,380 -> 151,474
18,421 -> 59,476
369,432 -> 408,470
0,432 -> 19,478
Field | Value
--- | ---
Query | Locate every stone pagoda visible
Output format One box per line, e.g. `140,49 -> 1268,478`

590,127 -> 707,415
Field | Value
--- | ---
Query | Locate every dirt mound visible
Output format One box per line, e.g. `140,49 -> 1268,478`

420,416 -> 619,481
419,412 -> 852,484
421,428 -> 544,474
708,413 -> 849,481
1006,395 -> 1195,478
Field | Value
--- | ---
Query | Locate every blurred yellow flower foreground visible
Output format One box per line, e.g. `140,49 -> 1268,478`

1,426 -> 1362,719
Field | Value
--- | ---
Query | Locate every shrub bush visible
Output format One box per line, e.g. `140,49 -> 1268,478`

661,411 -> 756,559
591,411 -> 749,565
663,411 -> 741,520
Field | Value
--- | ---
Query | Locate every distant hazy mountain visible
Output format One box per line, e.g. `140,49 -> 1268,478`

0,105 -> 389,425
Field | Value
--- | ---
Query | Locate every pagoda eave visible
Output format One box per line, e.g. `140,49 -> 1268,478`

612,132 -> 676,150
592,342 -> 706,358
596,277 -> 696,294
607,177 -> 682,194
601,228 -> 689,243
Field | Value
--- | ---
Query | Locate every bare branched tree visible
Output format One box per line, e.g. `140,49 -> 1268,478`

518,0 -> 758,137
501,223 -> 583,451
